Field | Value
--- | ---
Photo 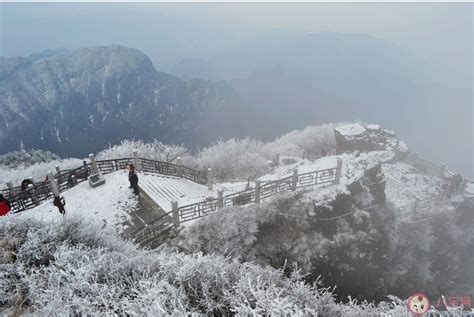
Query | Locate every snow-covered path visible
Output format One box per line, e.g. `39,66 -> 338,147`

139,173 -> 216,211
1,171 -> 139,231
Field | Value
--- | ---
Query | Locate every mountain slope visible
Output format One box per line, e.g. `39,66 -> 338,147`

0,45 -> 246,157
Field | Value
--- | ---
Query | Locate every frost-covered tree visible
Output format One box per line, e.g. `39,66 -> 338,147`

188,138 -> 270,181
175,190 -> 462,303
96,139 -> 189,163
0,217 -> 412,316
263,122 -> 343,160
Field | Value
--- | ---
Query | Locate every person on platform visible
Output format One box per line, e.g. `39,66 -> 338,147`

53,196 -> 66,215
128,164 -> 140,195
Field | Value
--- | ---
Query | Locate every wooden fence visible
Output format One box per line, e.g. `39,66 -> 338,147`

3,156 -> 208,213
131,163 -> 342,245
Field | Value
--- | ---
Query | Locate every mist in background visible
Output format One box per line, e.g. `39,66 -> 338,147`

1,3 -> 472,177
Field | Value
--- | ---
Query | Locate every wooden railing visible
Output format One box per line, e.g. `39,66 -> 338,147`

130,164 -> 341,246
4,157 -> 208,213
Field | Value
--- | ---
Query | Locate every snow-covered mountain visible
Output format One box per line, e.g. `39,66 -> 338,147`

0,45 -> 246,157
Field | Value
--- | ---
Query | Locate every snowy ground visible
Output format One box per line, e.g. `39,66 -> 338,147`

383,162 -> 445,206
139,173 -> 217,211
1,150 -> 452,238
258,156 -> 337,182
1,170 -> 138,231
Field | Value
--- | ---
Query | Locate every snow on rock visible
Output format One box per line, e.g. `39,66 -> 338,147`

366,124 -> 380,131
465,182 -> 474,198
1,170 -> 138,231
335,123 -> 398,154
339,150 -> 394,185
382,162 -> 445,206
258,156 -> 337,182
465,183 -> 474,206
335,123 -> 366,139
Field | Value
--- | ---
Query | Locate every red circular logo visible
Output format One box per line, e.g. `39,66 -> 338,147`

407,293 -> 430,315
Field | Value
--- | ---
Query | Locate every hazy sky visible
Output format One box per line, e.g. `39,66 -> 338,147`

156,3 -> 473,75
1,2 -> 472,177
2,2 -> 472,71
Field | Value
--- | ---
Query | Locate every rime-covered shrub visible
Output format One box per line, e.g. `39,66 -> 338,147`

262,122 -> 344,160
188,138 -> 270,181
176,191 -> 469,304
0,217 -> 409,316
0,158 -> 84,187
96,139 -> 189,163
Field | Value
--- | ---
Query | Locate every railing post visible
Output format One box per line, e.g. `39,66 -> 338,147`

70,175 -> 77,186
133,150 -> 140,172
6,181 -> 14,196
47,171 -> 60,197
207,168 -> 213,190
334,159 -> 343,185
255,180 -> 261,204
217,190 -> 224,208
171,201 -> 180,228
55,165 -> 60,173
89,153 -> 98,174
292,167 -> 298,191
176,157 -> 183,177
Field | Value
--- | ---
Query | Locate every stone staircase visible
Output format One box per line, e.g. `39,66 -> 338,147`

125,172 -> 217,248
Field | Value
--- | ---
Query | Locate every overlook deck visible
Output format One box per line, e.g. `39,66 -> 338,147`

138,172 -> 216,212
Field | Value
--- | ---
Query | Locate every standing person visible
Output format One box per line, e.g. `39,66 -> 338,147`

53,196 -> 66,215
0,194 -> 11,216
83,160 -> 91,177
128,164 -> 140,195
21,179 -> 34,192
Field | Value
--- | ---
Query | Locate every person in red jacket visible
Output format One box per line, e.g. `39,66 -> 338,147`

0,194 -> 12,216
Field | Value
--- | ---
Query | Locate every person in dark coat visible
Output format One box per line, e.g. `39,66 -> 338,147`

0,194 -> 11,216
53,196 -> 66,215
21,179 -> 34,192
83,160 -> 92,177
128,164 -> 140,195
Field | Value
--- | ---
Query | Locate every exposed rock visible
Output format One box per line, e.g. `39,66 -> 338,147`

312,160 -> 387,222
364,164 -> 386,205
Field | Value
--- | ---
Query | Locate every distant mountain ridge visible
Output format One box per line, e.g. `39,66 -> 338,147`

171,32 -> 431,139
0,45 -> 247,157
